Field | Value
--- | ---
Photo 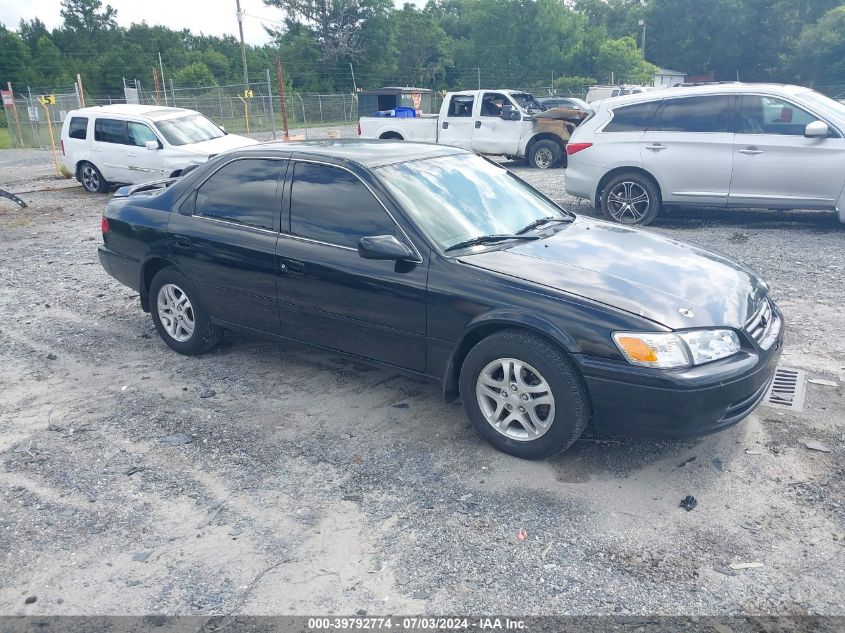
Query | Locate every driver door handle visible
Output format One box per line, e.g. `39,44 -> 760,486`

739,147 -> 764,155
645,143 -> 666,151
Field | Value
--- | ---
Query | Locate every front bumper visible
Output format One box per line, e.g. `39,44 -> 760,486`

575,322 -> 784,439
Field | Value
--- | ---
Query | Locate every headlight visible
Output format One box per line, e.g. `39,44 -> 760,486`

613,329 -> 740,369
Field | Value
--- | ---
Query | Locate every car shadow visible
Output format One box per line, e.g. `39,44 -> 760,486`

657,206 -> 843,231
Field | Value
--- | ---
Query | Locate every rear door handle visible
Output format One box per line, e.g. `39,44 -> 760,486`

279,258 -> 305,274
739,147 -> 764,155
172,235 -> 191,249
474,120 -> 481,129
645,143 -> 666,151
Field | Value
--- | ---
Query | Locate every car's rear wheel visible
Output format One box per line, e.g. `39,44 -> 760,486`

600,172 -> 661,225
459,329 -> 589,459
79,161 -> 109,193
529,140 -> 563,169
149,268 -> 222,355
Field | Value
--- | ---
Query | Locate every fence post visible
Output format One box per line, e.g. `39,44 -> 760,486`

266,68 -> 276,140
170,79 -> 176,107
318,94 -> 323,124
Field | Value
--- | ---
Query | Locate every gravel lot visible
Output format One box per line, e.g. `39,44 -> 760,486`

1,145 -> 844,618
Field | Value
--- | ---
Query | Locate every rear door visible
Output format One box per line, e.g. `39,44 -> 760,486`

439,94 -> 476,150
92,118 -> 131,182
167,157 -> 287,333
639,95 -> 735,206
730,94 -> 845,208
471,92 -> 522,155
274,160 -> 428,371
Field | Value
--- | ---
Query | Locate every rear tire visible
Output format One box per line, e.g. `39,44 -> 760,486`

149,268 -> 222,355
78,161 -> 109,193
528,140 -> 563,169
459,329 -> 589,459
600,171 -> 661,226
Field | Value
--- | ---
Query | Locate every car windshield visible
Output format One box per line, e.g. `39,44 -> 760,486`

154,114 -> 225,146
798,89 -> 845,119
375,154 -> 571,252
511,93 -> 544,113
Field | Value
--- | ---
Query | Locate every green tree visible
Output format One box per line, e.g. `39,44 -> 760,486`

60,0 -> 117,36
392,5 -> 451,87
594,35 -> 656,84
792,5 -> 845,84
171,61 -> 216,88
0,25 -> 35,86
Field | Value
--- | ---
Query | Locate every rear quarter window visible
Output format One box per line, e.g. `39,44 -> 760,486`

68,117 -> 88,139
604,102 -> 660,132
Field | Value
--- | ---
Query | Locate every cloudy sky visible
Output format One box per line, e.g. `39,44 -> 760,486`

0,0 -> 289,44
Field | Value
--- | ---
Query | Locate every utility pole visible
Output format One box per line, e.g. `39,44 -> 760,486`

236,0 -> 250,88
477,67 -> 481,90
639,19 -> 647,59
349,62 -> 357,93
158,52 -> 168,106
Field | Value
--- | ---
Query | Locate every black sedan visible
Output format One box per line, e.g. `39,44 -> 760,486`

98,140 -> 783,459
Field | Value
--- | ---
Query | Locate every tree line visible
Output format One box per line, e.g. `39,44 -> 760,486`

1,0 -> 844,98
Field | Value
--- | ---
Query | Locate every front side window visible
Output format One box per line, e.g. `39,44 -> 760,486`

94,118 -> 126,144
290,162 -> 397,248
653,96 -> 733,133
375,153 -> 569,252
480,93 -> 508,117
739,95 -> 822,135
194,159 -> 282,230
68,116 -> 88,139
604,101 -> 661,132
127,122 -> 159,147
155,114 -> 225,146
447,96 -> 474,117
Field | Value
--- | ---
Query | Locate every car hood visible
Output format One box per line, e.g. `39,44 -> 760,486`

177,134 -> 259,156
457,218 -> 768,330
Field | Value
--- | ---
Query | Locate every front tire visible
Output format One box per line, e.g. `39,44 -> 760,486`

459,330 -> 590,459
600,172 -> 661,225
149,268 -> 222,355
78,161 -> 109,193
528,140 -> 563,169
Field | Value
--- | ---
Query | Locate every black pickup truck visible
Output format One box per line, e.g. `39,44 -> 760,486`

98,139 -> 783,459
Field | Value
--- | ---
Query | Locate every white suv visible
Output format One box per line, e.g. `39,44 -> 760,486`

61,104 -> 257,193
565,83 -> 845,225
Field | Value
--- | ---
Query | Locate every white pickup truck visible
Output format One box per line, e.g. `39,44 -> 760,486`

358,89 -> 587,168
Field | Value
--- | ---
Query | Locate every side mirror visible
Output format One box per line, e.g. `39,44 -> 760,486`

358,235 -> 416,261
145,140 -> 160,150
500,104 -> 521,121
804,120 -> 829,138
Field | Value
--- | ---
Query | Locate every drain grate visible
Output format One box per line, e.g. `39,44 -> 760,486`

763,366 -> 806,412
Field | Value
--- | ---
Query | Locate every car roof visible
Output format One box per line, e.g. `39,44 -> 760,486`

68,104 -> 197,121
239,139 -> 470,168
598,82 -> 811,108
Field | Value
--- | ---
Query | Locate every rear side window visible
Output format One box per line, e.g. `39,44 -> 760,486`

94,118 -> 126,144
290,162 -> 397,248
194,159 -> 283,231
652,96 -> 734,133
604,102 -> 660,132
68,117 -> 88,139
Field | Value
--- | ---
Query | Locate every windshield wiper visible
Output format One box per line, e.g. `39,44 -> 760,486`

516,216 -> 572,235
444,234 -> 540,253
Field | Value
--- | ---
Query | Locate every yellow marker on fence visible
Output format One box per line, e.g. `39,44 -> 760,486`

40,101 -> 61,176
38,94 -> 56,105
237,95 -> 250,135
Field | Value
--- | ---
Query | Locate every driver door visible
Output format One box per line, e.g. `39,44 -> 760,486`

471,92 -> 522,156
125,121 -> 169,182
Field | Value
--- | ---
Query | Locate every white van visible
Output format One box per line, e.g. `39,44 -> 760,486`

585,85 -> 658,103
60,104 -> 258,193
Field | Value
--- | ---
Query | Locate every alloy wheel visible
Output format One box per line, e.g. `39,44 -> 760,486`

81,165 -> 99,192
475,357 -> 556,441
607,181 -> 650,223
157,283 -> 195,342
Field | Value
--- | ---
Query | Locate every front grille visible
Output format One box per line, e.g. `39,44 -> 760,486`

745,298 -> 780,349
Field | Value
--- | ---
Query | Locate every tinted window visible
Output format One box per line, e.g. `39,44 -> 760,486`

68,117 -> 88,140
739,95 -> 821,136
195,159 -> 282,230
447,96 -> 474,117
604,102 -> 660,132
127,122 -> 158,147
653,96 -> 733,133
290,163 -> 396,248
94,118 -> 126,144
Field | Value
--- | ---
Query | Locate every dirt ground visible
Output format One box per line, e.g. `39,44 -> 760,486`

1,147 -> 844,618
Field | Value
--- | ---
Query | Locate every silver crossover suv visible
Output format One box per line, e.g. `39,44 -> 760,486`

565,83 -> 845,225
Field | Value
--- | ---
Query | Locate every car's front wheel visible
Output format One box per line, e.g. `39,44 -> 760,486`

149,268 -> 222,355
459,330 -> 589,459
600,172 -> 661,225
528,140 -> 564,169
